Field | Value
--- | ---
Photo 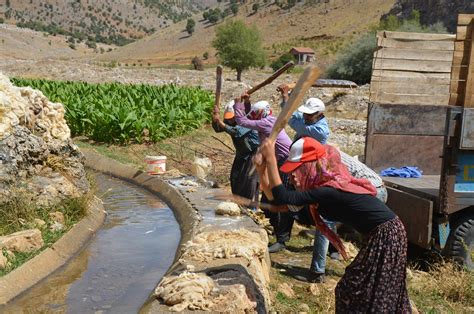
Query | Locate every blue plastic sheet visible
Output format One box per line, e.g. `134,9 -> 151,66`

380,166 -> 422,178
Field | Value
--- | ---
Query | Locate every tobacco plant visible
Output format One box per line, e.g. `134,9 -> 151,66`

13,78 -> 213,144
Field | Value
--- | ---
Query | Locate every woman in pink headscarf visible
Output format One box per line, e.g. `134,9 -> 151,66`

256,136 -> 411,313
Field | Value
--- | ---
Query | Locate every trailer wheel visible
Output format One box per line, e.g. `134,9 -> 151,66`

445,212 -> 474,270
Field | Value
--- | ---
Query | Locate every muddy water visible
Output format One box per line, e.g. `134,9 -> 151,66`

4,173 -> 180,313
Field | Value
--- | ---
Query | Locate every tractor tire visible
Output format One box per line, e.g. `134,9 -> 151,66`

444,212 -> 474,271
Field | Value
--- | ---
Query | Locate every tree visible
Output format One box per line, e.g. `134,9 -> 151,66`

207,11 -> 220,24
270,52 -> 295,71
212,20 -> 266,81
230,3 -> 239,15
186,18 -> 195,35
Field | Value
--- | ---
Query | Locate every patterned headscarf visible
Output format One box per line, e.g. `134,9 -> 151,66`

290,144 -> 376,260
248,101 -> 272,120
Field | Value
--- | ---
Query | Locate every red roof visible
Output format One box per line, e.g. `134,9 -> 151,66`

290,47 -> 315,54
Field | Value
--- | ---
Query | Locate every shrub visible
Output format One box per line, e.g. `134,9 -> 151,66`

191,56 -> 204,71
325,33 -> 375,84
270,52 -> 295,72
186,18 -> 195,35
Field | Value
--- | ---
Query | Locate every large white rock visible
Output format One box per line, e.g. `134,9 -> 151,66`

215,201 -> 241,216
0,229 -> 44,253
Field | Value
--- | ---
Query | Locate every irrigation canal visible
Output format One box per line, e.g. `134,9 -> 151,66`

4,173 -> 180,313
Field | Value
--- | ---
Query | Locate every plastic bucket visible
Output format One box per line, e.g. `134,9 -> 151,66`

144,156 -> 166,175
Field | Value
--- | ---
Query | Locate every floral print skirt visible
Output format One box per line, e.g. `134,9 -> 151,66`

335,217 -> 411,313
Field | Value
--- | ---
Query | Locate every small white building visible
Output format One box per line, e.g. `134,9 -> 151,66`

290,47 -> 315,65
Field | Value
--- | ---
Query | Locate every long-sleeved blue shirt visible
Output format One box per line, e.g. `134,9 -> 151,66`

212,121 -> 259,157
281,101 -> 330,144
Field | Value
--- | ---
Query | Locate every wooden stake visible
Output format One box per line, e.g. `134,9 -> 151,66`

213,65 -> 223,115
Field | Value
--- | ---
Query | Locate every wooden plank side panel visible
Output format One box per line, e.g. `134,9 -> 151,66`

375,47 -> 454,61
463,27 -> 474,107
458,14 -> 474,26
370,104 -> 448,136
457,25 -> 474,41
382,31 -> 455,41
373,59 -> 453,73
386,187 -> 433,249
370,93 -> 450,105
365,134 -> 444,175
378,37 -> 455,51
372,69 -> 451,79
371,81 -> 450,95
371,75 -> 454,85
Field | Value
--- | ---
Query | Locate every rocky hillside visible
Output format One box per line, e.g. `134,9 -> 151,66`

0,0 -> 219,46
386,0 -> 474,32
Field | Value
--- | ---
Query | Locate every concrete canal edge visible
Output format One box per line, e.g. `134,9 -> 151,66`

0,196 -> 106,305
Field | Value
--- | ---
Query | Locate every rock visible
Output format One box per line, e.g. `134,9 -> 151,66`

0,229 -> 44,253
278,283 -> 295,298
0,73 -> 89,208
50,221 -> 65,232
343,241 -> 359,259
49,211 -> 65,224
323,278 -> 338,291
308,283 -> 320,296
297,303 -> 310,313
34,218 -> 46,228
215,202 -> 241,216
0,254 -> 8,270
298,229 -> 315,239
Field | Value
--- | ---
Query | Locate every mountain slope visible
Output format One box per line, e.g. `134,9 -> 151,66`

98,0 -> 397,67
0,0 -> 219,46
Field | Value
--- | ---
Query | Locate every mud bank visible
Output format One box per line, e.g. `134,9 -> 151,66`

81,149 -> 271,313
0,197 -> 106,305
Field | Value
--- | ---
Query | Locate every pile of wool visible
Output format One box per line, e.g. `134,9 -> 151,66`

155,271 -> 256,312
243,208 -> 273,234
215,201 -> 241,216
155,271 -> 216,312
0,72 -> 70,142
180,229 -> 267,262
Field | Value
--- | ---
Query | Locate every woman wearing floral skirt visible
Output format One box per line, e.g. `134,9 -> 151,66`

255,136 -> 411,313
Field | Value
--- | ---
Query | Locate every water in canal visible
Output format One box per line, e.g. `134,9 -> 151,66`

4,173 -> 180,313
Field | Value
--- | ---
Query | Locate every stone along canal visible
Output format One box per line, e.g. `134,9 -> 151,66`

4,173 -> 180,313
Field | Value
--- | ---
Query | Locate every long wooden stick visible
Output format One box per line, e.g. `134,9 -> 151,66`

247,61 -> 294,95
249,66 -> 320,176
268,65 -> 320,141
213,65 -> 223,114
